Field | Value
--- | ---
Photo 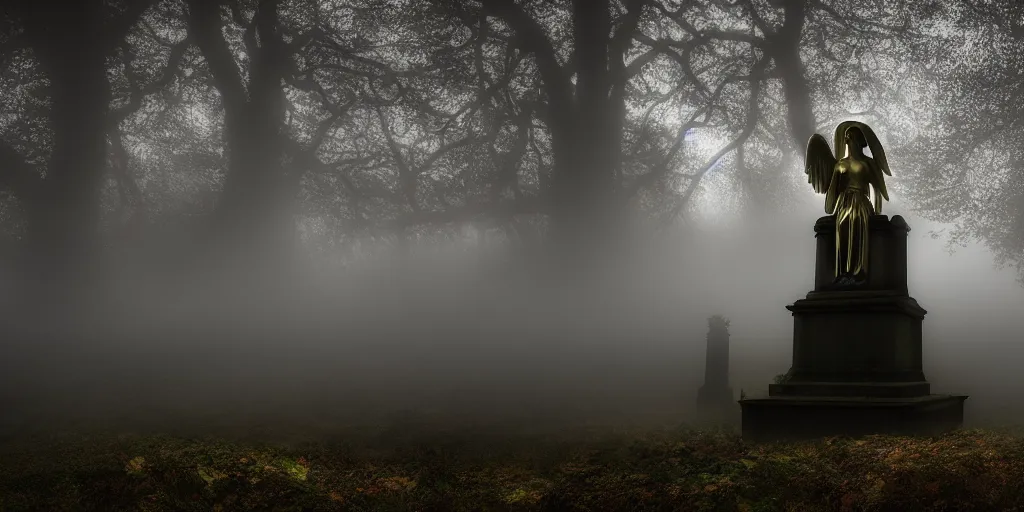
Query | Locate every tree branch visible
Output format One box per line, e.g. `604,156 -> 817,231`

104,0 -> 158,51
287,74 -> 357,118
108,128 -> 146,218
654,1 -> 766,46
809,0 -> 911,35
740,0 -> 773,36
282,136 -> 372,200
624,47 -> 661,78
312,34 -> 426,79
186,0 -> 248,116
625,58 -> 761,198
374,107 -> 419,211
417,134 -> 479,175
109,35 -> 193,126
632,33 -> 710,97
387,194 -> 545,229
624,107 -> 710,197
480,0 -> 574,130
308,114 -> 341,153
611,0 -> 646,64
228,0 -> 259,57
661,56 -> 769,226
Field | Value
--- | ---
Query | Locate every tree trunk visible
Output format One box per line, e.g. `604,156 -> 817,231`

769,0 -> 816,151
187,0 -> 295,274
546,0 -> 622,269
23,1 -> 110,305
209,111 -> 292,268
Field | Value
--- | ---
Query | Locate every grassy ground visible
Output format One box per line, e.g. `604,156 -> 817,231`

1,419 -> 1023,512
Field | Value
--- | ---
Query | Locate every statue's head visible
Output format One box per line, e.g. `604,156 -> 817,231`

844,126 -> 868,149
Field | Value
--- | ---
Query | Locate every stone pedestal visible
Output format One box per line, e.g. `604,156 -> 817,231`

739,215 -> 967,442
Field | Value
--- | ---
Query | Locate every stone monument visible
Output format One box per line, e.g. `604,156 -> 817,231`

738,121 -> 967,442
696,315 -> 735,414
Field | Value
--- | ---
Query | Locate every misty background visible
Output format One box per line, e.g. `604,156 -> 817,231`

0,0 -> 1022,434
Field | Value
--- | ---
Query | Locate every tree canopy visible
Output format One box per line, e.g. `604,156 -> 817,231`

0,0 -> 1020,289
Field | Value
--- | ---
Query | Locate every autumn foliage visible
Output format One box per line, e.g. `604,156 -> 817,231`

2,424 -> 1023,511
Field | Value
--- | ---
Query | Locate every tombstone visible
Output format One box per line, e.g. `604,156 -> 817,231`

696,315 -> 735,416
739,215 -> 967,441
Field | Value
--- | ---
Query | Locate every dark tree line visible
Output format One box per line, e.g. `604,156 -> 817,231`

0,0 -> 1020,301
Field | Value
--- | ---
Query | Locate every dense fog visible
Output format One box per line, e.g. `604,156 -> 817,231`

1,193 -> 1020,435
2,0 -> 1024,437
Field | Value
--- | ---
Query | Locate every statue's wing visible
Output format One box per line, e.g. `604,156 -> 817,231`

855,123 -> 891,210
805,133 -> 837,194
867,158 -> 889,213
824,166 -> 841,215
858,123 -> 892,177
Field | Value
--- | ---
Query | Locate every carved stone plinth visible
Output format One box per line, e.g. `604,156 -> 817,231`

812,215 -> 910,294
740,395 -> 966,442
739,215 -> 967,442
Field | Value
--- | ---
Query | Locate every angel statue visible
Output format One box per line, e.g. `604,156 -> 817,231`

805,121 -> 892,285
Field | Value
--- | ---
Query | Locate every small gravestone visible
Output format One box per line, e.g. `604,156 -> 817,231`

739,121 -> 967,441
696,315 -> 735,417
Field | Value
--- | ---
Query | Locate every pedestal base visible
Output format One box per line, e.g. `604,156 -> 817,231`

739,394 -> 967,442
738,215 -> 969,441
769,381 -> 930,398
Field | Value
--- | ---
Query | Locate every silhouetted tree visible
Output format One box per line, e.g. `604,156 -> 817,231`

0,0 -> 1019,288
4,0 -> 155,301
894,0 -> 1024,282
182,0 -> 298,266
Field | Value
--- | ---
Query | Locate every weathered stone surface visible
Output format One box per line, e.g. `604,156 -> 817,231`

786,292 -> 926,383
768,381 -> 930,398
740,394 -> 967,442
813,215 -> 910,294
